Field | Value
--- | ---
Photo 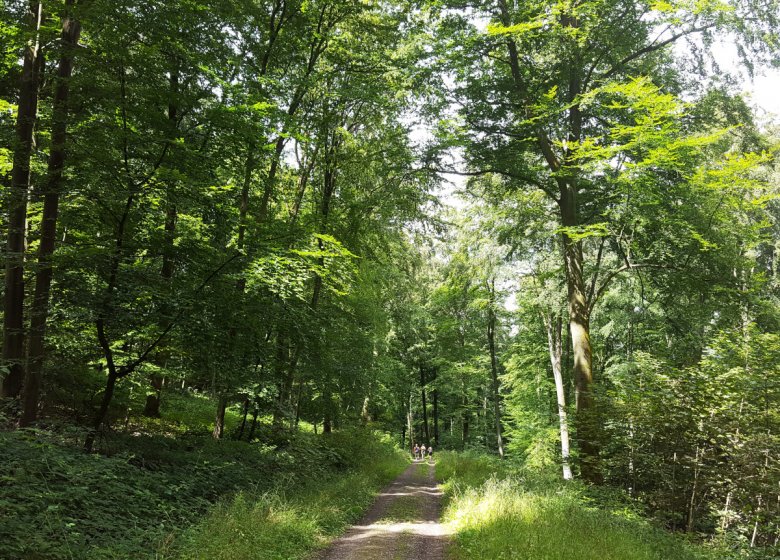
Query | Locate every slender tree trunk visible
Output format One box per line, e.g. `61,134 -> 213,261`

272,332 -> 289,427
236,396 -> 249,440
687,444 -> 702,532
544,312 -> 573,479
22,1 -> 81,424
360,395 -> 370,425
323,395 -> 332,434
142,374 -> 163,418
408,393 -> 415,454
487,280 -> 504,458
258,137 -> 286,222
145,83 -> 179,417
293,378 -> 304,428
3,1 -> 43,400
498,0 -> 599,481
247,401 -> 259,441
432,368 -> 440,446
483,393 -> 490,450
462,394 -> 469,447
212,395 -> 227,439
420,366 -> 430,446
84,370 -> 118,452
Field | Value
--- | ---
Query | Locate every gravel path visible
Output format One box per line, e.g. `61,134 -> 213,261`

312,460 -> 450,560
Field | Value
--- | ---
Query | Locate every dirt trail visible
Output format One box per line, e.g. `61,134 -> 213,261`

312,460 -> 450,560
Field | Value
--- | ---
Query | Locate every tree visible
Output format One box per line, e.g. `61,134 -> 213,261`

2,0 -> 42,399
428,0 -> 779,479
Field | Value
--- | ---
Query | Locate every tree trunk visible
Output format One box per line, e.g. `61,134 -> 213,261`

559,186 -> 600,482
487,280 -> 504,458
462,394 -> 469,447
2,1 -> 43,399
420,366 -> 430,446
272,332 -> 289,427
212,395 -> 227,439
323,404 -> 332,433
432,368 -> 440,446
247,402 -> 259,441
544,312 -> 573,480
143,373 -> 163,418
498,0 -> 599,481
360,395 -> 370,425
236,396 -> 249,440
23,1 -> 82,424
293,379 -> 304,428
84,369 -> 118,452
407,394 -> 415,454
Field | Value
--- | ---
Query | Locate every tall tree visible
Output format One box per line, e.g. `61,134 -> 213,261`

430,0 -> 780,480
2,0 -> 42,399
22,0 -> 84,426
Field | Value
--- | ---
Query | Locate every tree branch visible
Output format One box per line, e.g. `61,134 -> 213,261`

115,251 -> 242,379
590,262 -> 675,313
599,24 -> 716,81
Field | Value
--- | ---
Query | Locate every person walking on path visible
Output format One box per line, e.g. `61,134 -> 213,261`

413,444 -> 420,460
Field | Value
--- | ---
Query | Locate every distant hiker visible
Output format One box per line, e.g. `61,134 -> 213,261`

413,444 -> 420,460
427,446 -> 433,461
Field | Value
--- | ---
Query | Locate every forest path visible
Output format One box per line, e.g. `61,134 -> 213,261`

312,460 -> 450,560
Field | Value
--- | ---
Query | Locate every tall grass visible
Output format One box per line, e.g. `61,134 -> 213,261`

437,452 -> 724,560
167,431 -> 407,560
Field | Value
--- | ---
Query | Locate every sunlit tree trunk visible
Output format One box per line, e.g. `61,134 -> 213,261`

544,312 -> 573,480
487,278 -> 504,458
212,395 -> 227,439
498,0 -> 600,482
461,392 -> 469,447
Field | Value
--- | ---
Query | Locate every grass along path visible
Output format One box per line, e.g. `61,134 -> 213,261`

314,460 -> 450,560
438,452 -> 725,560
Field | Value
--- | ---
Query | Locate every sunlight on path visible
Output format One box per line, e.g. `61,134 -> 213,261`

313,461 -> 450,560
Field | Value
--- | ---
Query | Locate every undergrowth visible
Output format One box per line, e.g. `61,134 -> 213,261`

437,451 -> 733,560
0,392 -> 406,560
169,435 -> 406,559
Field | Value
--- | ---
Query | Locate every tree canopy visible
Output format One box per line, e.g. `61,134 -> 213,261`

2,0 -> 780,556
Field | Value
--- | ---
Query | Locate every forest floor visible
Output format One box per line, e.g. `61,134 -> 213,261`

313,459 -> 450,560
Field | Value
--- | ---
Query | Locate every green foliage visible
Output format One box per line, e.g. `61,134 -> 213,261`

437,452 -> 726,560
0,426 -> 405,560
170,434 -> 406,559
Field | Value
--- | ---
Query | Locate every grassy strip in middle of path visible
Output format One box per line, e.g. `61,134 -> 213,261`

168,434 -> 408,560
437,452 -> 724,560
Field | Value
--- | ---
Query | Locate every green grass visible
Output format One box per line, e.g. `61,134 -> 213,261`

437,452 -> 727,560
168,431 -> 408,560
0,392 -> 408,560
128,391 -> 246,437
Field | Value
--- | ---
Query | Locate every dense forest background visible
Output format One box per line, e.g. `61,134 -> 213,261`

2,0 -> 780,558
